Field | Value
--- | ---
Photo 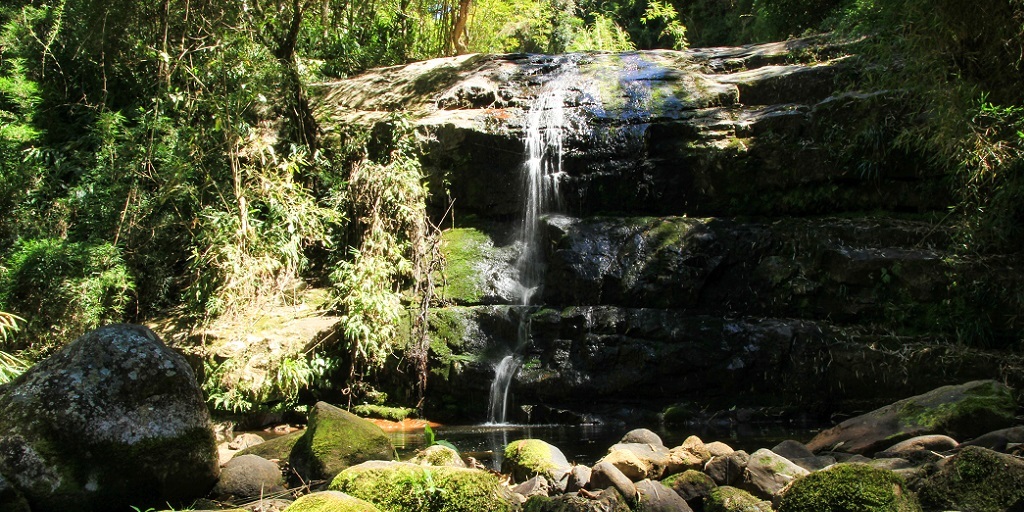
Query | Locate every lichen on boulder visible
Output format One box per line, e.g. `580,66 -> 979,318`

776,463 -> 921,512
289,402 -> 395,481
0,324 -> 219,512
330,460 -> 516,511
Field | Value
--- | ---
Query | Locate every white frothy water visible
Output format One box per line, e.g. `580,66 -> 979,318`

486,63 -> 578,425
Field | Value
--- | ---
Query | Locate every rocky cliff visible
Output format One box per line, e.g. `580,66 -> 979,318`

313,36 -> 1023,423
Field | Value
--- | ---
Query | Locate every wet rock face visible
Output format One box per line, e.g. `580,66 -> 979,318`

0,324 -> 219,512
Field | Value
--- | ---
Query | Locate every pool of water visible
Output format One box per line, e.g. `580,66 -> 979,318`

389,422 -> 820,471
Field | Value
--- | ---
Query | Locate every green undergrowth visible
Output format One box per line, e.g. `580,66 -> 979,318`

352,404 -> 418,421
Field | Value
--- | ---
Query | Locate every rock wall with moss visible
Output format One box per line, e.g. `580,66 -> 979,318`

314,36 -> 1024,423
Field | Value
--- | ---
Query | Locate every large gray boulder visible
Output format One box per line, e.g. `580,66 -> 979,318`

0,324 -> 219,512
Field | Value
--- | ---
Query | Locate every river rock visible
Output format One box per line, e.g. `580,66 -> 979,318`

806,380 -> 1016,455
705,441 -> 734,457
875,434 -> 957,459
603,442 -> 671,479
213,454 -> 285,498
917,445 -> 1024,511
741,448 -> 809,500
789,455 -> 836,472
330,460 -> 516,511
771,440 -> 814,460
522,488 -> 631,511
281,490 -> 380,511
0,324 -> 218,512
502,439 -> 572,490
512,475 -> 550,497
590,461 -> 637,503
705,450 -> 749,486
620,428 -> 664,446
776,463 -> 921,512
409,444 -> 466,467
662,469 -> 717,504
566,464 -> 592,493
957,425 -> 1024,451
230,433 -> 267,451
289,402 -> 395,481
636,478 -> 694,512
704,486 -> 773,512
238,430 -> 303,461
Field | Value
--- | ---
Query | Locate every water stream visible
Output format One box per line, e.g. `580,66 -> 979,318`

485,61 -> 578,425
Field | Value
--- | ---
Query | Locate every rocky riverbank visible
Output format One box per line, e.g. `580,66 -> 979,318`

3,325 -> 1021,511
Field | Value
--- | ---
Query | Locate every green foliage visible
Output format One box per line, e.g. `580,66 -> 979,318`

353,404 -> 418,421
777,463 -> 922,512
0,311 -> 30,384
203,353 -> 332,413
424,423 -> 460,452
0,239 -> 134,356
329,116 -> 432,381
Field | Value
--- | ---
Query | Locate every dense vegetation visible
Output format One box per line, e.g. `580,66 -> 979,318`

1,0 -> 1022,409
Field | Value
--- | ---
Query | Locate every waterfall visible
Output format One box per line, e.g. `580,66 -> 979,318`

485,62 -> 576,425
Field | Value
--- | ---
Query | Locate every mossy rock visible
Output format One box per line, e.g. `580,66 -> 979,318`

329,460 -> 516,511
777,463 -> 922,512
523,488 -> 631,511
704,486 -> 773,512
282,491 -> 381,512
0,325 -> 219,512
408,444 -> 466,467
807,380 -> 1016,454
502,439 -> 572,485
917,446 -> 1024,512
237,430 -> 303,461
289,402 -> 396,481
662,469 -> 717,502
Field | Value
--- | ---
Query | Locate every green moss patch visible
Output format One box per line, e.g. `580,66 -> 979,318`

438,228 -> 491,304
501,439 -> 569,481
704,486 -> 773,512
777,463 -> 921,512
918,446 -> 1024,512
330,461 -> 515,512
352,404 -> 417,422
283,491 -> 381,512
290,402 -> 395,481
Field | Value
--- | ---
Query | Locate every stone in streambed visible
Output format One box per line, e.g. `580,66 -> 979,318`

703,486 -> 772,512
213,454 -> 284,498
662,469 -> 717,504
705,450 -> 749,486
503,439 -> 572,490
741,448 -> 808,500
806,380 -> 1015,455
590,461 -> 637,503
0,324 -> 218,512
282,490 -> 380,512
289,402 -> 395,481
636,478 -> 694,511
330,460 -> 516,512
776,463 -> 921,512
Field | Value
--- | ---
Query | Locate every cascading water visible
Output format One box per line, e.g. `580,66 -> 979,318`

485,60 -> 579,425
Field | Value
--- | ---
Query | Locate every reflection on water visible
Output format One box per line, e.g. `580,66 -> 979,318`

389,423 -> 820,471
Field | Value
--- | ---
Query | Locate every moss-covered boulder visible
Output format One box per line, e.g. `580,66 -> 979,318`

290,402 -> 395,481
522,488 -> 630,511
237,430 -> 303,461
330,460 -> 516,511
704,486 -> 773,512
777,463 -> 921,512
662,469 -> 717,503
917,446 -> 1024,512
0,324 -> 219,512
807,380 -> 1016,454
408,444 -> 466,467
503,439 -> 573,489
283,490 -> 381,511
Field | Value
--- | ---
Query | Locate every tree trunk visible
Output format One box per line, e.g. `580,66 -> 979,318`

450,0 -> 471,55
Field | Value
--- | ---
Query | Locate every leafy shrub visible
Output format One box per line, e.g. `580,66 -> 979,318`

0,239 -> 134,356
